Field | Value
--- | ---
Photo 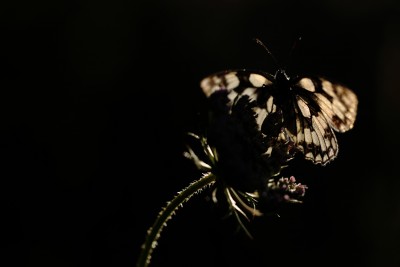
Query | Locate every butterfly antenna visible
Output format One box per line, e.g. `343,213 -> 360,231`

284,36 -> 302,69
253,38 -> 279,68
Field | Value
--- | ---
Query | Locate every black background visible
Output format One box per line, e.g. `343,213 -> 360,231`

2,1 -> 400,266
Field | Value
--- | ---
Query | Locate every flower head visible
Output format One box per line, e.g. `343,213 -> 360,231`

185,90 -> 307,235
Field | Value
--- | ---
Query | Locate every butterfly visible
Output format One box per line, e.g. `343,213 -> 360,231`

200,48 -> 358,166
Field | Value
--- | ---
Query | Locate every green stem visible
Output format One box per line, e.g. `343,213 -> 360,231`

136,172 -> 216,267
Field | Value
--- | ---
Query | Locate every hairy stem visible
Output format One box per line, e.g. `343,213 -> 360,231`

136,172 -> 216,267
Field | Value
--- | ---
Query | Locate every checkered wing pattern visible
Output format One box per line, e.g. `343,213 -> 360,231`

200,70 -> 358,165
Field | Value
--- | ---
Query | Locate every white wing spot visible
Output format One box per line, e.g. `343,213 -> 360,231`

328,148 -> 335,158
336,85 -> 345,94
254,107 -> 267,129
227,91 -> 238,102
305,152 -> 314,160
264,146 -> 273,156
297,131 -> 304,143
315,154 -> 322,162
201,76 -> 226,97
312,117 -> 327,152
225,72 -> 240,90
297,144 -> 304,152
296,116 -> 301,133
325,137 -> 331,149
249,73 -> 271,87
333,99 -> 347,113
342,92 -> 358,110
200,77 -> 215,97
297,98 -> 311,118
298,78 -> 315,92
304,128 -> 312,144
321,80 -> 336,97
318,115 -> 329,130
242,87 -> 257,101
316,93 -> 332,110
323,154 -> 329,162
332,104 -> 345,120
311,131 -> 320,146
278,131 -> 287,141
266,96 -> 274,113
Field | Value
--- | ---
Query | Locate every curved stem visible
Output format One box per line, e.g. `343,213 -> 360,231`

136,172 -> 216,267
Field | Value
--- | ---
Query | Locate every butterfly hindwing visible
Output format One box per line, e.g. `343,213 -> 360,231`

291,95 -> 338,165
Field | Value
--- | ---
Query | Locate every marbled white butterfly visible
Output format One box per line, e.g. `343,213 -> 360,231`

200,40 -> 358,166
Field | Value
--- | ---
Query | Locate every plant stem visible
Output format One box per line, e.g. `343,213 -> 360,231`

136,172 -> 216,267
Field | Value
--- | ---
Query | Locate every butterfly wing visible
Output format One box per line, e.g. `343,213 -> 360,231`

200,70 -> 288,136
200,69 -> 273,102
295,77 -> 358,132
290,77 -> 358,165
289,94 -> 339,165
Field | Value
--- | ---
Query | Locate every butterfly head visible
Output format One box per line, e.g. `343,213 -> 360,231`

274,69 -> 291,86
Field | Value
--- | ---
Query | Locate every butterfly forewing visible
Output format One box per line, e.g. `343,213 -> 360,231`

295,77 -> 358,133
200,70 -> 273,101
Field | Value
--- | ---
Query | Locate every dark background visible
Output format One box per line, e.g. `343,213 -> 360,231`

1,0 -> 400,266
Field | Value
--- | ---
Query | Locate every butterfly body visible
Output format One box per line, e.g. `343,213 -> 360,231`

200,68 -> 358,166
